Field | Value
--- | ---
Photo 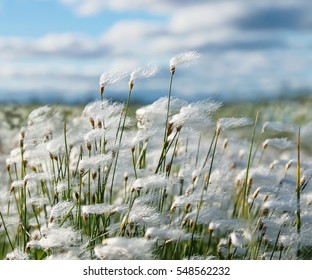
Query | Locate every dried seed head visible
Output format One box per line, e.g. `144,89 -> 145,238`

261,208 -> 269,217
285,160 -> 293,170
167,122 -> 173,136
300,175 -> 306,187
253,187 -> 260,199
129,80 -> 134,90
165,239 -> 173,245
20,130 -> 25,139
83,213 -> 88,222
6,164 -> 10,173
124,172 -> 128,182
169,51 -> 200,74
99,85 -> 104,96
222,138 -> 228,150
19,138 -> 24,149
189,219 -> 194,228
248,177 -> 253,188
86,142 -> 91,152
89,117 -> 95,128
185,203 -> 191,212
228,236 -> 232,247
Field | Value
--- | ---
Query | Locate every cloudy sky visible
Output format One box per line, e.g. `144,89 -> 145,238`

1,0 -> 312,104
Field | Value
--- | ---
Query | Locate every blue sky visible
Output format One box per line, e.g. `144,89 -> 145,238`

1,0 -> 312,104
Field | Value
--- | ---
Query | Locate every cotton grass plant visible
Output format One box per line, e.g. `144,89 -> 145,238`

1,51 -> 312,260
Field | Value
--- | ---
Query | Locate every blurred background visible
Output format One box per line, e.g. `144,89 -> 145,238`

1,0 -> 312,104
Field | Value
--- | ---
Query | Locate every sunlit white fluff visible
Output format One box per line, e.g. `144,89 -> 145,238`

82,203 -> 114,216
262,138 -> 293,150
28,196 -> 49,208
182,208 -> 225,226
136,97 -> 186,131
129,62 -> 160,87
170,51 -> 200,72
170,101 -> 221,130
24,143 -> 50,168
79,153 -> 113,174
229,229 -> 252,247
50,201 -> 75,221
99,68 -> 128,88
6,249 -> 29,260
209,219 -> 248,234
262,121 -> 297,134
6,147 -> 22,166
10,179 -> 25,189
47,134 -> 65,157
217,117 -> 253,132
94,237 -> 152,260
24,172 -> 53,184
145,227 -> 194,241
126,203 -> 167,227
27,105 -> 52,125
27,226 -> 83,252
131,174 -> 169,192
83,100 -> 124,125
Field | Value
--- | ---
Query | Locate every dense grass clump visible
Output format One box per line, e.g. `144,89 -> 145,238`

1,51 -> 312,260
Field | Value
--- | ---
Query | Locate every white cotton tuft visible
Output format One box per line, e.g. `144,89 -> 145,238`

79,153 -> 113,174
6,249 -> 29,260
170,100 -> 221,129
94,237 -> 152,260
27,106 -> 52,125
217,117 -> 253,131
131,174 -> 169,191
82,203 -> 114,215
145,227 -> 194,242
170,51 -> 200,72
99,68 -> 128,88
262,121 -> 297,134
33,226 -> 83,251
127,203 -> 166,227
50,201 -> 75,220
262,138 -> 293,150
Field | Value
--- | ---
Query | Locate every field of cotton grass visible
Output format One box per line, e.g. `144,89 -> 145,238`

1,51 -> 312,260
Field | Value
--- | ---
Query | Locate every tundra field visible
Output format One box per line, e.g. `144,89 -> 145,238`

1,52 -> 312,260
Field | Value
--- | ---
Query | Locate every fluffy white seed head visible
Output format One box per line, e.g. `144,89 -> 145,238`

94,237 -> 152,260
169,51 -> 200,73
262,138 -> 293,150
262,121 -> 297,134
99,68 -> 128,89
129,62 -> 160,89
217,117 -> 253,133
131,174 -> 169,192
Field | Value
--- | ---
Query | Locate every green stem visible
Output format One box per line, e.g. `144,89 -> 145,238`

242,112 -> 259,218
0,212 -> 14,251
110,88 -> 132,204
188,128 -> 220,259
64,122 -> 71,199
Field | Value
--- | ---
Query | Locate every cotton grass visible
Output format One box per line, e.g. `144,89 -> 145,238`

1,51 -> 312,260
